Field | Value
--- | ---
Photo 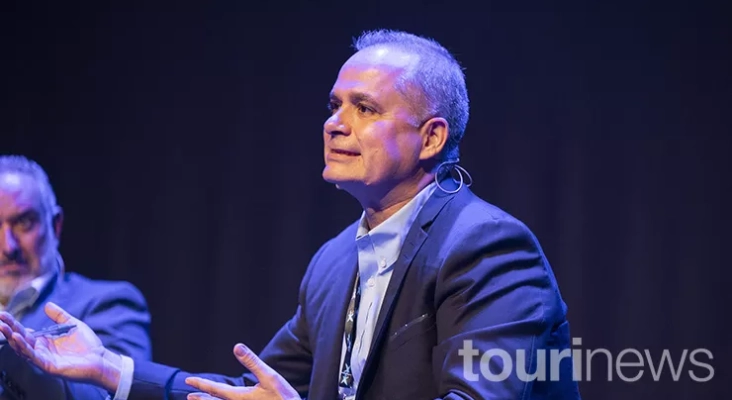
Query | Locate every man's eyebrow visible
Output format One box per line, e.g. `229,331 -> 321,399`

329,91 -> 381,106
4,209 -> 37,224
348,92 -> 381,107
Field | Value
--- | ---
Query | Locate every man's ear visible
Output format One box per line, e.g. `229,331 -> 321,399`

52,206 -> 64,241
419,117 -> 449,161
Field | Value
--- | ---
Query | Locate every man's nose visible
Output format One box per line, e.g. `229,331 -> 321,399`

324,112 -> 351,136
0,226 -> 20,258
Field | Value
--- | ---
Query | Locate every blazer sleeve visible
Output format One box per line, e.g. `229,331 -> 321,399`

129,240 -> 328,400
83,281 -> 153,361
431,217 -> 578,400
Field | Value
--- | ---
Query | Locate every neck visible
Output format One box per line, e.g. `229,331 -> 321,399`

360,172 -> 434,230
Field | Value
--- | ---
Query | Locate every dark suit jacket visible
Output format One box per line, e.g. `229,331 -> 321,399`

0,272 -> 152,399
133,185 -> 581,399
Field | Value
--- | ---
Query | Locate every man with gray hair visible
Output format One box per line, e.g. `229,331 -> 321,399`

0,30 -> 580,399
0,155 -> 153,399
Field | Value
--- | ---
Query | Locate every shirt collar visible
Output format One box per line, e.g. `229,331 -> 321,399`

355,182 -> 437,269
30,271 -> 55,294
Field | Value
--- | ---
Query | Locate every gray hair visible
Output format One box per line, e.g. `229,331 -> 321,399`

352,29 -> 470,162
0,155 -> 60,221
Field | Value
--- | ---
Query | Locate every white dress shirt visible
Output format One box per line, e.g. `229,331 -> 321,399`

338,182 -> 436,398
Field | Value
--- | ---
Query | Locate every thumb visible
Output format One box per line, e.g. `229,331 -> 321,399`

44,302 -> 77,324
233,343 -> 277,386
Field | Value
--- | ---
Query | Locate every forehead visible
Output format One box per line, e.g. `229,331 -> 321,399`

0,172 -> 43,215
331,47 -> 418,101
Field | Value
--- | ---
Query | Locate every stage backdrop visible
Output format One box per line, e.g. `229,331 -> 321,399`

3,5 -> 729,399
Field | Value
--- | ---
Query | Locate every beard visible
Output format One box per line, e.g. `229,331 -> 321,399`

0,249 -> 58,308
0,275 -> 26,307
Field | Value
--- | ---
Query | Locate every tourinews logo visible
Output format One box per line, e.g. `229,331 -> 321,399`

458,338 -> 714,382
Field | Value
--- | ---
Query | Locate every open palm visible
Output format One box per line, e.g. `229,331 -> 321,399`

0,302 -> 107,384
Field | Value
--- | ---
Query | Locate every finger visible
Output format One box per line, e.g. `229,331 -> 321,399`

0,313 -> 34,344
0,323 -> 34,353
185,377 -> 251,399
10,332 -> 35,356
14,333 -> 59,375
187,393 -> 223,400
9,332 -> 48,370
0,312 -> 14,328
44,302 -> 78,325
0,323 -> 25,355
0,321 -> 13,340
233,343 -> 278,387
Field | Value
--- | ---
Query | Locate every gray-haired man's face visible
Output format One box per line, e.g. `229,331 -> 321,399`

0,172 -> 60,304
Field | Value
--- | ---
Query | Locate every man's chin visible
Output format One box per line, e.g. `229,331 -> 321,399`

323,170 -> 374,197
322,177 -> 355,192
322,170 -> 348,187
0,279 -> 20,303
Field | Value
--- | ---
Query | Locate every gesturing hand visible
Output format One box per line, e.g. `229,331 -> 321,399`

185,343 -> 300,400
0,302 -> 122,392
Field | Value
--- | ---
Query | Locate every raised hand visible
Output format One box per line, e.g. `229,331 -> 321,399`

0,301 -> 123,392
185,343 -> 300,400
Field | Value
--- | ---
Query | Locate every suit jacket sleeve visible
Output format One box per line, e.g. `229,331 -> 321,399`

84,281 -> 153,361
432,217 -> 576,399
129,241 -> 328,400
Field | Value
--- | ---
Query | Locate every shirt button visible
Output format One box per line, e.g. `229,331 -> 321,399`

379,257 -> 386,268
367,278 -> 375,287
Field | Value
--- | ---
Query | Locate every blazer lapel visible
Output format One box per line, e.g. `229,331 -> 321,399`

312,229 -> 359,400
357,186 -> 458,396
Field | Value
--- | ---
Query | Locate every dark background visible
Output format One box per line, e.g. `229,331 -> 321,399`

2,4 -> 730,399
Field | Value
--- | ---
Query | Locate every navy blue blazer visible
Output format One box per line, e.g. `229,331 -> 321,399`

131,185 -> 581,399
0,272 -> 152,399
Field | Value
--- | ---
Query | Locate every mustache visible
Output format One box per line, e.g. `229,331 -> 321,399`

0,254 -> 27,267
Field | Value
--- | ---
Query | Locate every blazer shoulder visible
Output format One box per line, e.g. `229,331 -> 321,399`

447,188 -> 532,230
433,189 -> 552,268
60,272 -> 148,306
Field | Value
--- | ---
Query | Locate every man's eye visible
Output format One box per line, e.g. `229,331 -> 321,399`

327,102 -> 340,113
357,104 -> 374,114
14,217 -> 35,231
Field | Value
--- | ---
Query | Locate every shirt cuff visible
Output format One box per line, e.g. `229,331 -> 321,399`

112,355 -> 134,400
